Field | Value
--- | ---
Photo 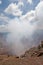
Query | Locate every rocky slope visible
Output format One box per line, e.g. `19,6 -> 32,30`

0,41 -> 43,65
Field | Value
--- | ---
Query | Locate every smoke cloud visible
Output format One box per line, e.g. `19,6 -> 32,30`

0,1 -> 43,56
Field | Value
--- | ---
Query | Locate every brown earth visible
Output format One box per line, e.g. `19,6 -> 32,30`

0,55 -> 43,65
0,41 -> 43,65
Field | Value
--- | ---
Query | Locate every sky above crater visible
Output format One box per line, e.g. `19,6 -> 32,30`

0,0 -> 40,15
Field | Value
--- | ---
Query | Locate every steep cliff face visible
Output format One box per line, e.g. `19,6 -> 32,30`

24,41 -> 43,58
0,41 -> 43,56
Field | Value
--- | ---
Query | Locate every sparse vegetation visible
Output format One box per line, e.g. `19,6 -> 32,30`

38,45 -> 41,49
0,42 -> 3,48
38,41 -> 43,50
41,41 -> 43,48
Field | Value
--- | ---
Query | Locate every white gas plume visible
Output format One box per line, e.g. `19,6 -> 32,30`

0,1 -> 43,56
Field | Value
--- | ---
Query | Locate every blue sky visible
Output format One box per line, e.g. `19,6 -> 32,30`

0,0 -> 43,34
0,0 -> 40,15
0,0 -> 42,33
